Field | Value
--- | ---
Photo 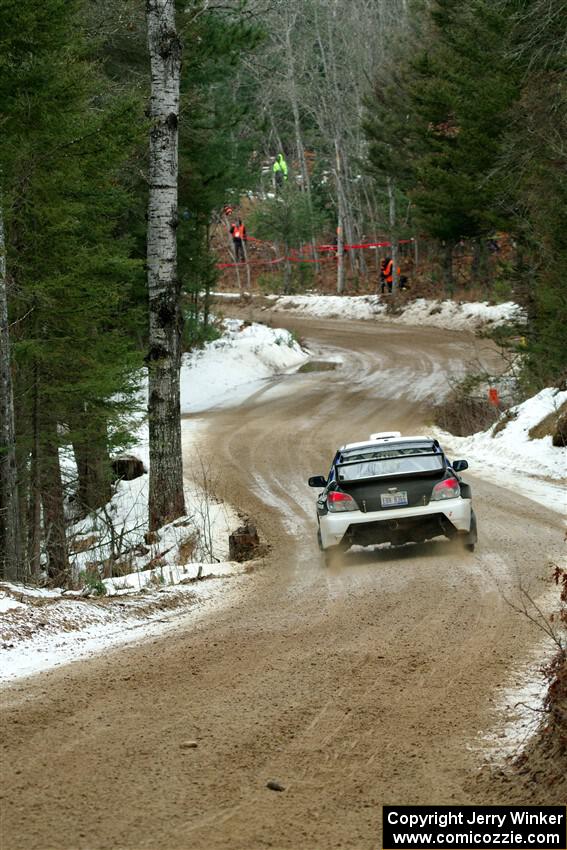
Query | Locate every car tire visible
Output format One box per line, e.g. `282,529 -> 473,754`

317,528 -> 324,551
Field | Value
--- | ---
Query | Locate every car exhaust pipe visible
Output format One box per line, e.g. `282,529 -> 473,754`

388,520 -> 399,530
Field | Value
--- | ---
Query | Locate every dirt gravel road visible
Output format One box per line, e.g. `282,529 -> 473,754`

1,315 -> 564,850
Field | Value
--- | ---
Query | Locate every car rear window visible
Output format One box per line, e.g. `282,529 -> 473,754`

336,443 -> 444,482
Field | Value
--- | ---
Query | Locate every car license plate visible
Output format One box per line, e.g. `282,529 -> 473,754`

380,491 -> 408,508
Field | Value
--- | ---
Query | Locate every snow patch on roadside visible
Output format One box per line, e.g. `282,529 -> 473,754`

476,643 -> 552,763
434,387 -> 567,515
386,298 -> 523,330
0,466 -> 246,684
256,293 -> 524,330
475,577 -> 560,764
0,572 -> 250,684
0,594 -> 26,613
470,576 -> 561,765
267,294 -> 384,321
181,319 -> 308,413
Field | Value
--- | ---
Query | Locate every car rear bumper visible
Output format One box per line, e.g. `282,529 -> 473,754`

319,498 -> 472,549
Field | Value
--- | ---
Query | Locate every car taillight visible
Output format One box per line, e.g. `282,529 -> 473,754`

431,477 -> 461,501
327,491 -> 357,512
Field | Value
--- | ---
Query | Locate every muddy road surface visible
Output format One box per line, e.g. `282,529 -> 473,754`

2,316 -> 563,850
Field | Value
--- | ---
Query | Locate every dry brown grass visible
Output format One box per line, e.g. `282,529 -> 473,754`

528,400 -> 567,444
69,534 -> 98,555
434,394 -> 500,437
492,409 -> 518,436
177,534 -> 197,564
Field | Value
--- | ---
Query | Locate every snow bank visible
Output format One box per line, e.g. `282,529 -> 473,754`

68,474 -> 238,580
181,319 -> 308,413
0,593 -> 26,614
266,294 -> 384,321
435,387 -> 567,514
386,298 -> 523,330
257,294 -> 524,330
0,447 -> 244,683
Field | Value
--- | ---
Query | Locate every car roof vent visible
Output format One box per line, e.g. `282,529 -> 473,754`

369,431 -> 402,441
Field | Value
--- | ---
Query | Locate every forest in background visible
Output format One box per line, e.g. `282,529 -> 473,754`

1,0 -> 565,582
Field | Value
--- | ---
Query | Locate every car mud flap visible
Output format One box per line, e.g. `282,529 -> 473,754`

439,516 -> 458,539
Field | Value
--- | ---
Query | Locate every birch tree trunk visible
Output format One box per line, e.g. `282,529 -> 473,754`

0,190 -> 22,580
146,0 -> 185,531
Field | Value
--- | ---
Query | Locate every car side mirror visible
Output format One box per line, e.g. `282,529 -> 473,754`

308,475 -> 327,488
452,459 -> 468,472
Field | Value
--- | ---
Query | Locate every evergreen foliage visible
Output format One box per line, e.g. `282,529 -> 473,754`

0,0 -> 144,577
177,3 -> 263,348
364,0 -> 566,384
499,0 -> 567,388
249,184 -> 329,292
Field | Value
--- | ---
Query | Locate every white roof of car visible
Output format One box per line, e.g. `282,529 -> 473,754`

340,433 -> 434,452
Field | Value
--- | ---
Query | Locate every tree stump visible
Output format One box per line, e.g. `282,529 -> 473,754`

552,411 -> 567,447
111,455 -> 146,482
229,523 -> 260,562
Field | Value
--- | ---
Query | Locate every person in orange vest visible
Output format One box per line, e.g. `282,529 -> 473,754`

230,219 -> 247,263
380,256 -> 402,293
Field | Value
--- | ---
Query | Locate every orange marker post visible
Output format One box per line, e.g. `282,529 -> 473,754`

488,388 -> 500,407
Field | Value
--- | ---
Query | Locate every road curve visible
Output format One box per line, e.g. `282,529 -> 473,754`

1,315 -> 563,850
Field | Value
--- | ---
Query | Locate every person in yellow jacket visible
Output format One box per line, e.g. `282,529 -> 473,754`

272,153 -> 288,189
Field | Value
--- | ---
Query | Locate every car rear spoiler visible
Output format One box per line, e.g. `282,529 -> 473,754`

334,451 -> 446,484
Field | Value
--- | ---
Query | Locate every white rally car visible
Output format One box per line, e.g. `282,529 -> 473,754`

308,432 -> 477,565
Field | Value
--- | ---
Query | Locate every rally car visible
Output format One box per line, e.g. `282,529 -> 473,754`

308,432 -> 477,565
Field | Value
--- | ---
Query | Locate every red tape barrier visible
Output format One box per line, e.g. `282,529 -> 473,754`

217,237 -> 415,269
217,256 -> 337,269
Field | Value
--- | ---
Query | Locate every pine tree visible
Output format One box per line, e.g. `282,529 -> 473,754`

0,188 -> 22,579
249,184 -> 329,293
0,0 -> 144,579
500,0 -> 567,387
408,0 -> 520,287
